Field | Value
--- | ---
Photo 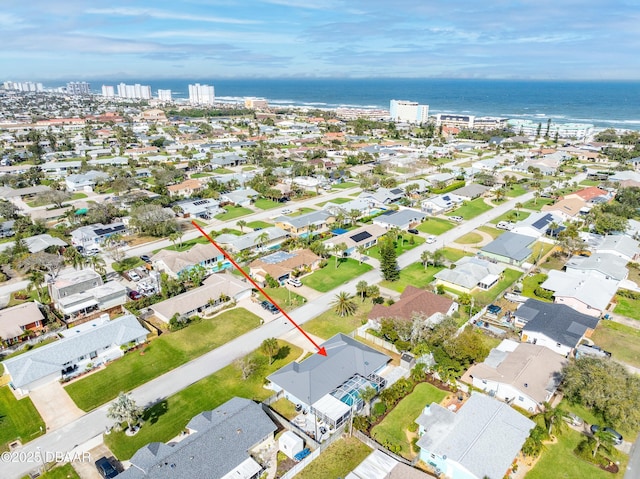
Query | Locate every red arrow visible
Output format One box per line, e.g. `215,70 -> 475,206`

191,221 -> 327,356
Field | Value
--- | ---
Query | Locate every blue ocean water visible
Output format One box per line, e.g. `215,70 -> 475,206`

94,78 -> 640,129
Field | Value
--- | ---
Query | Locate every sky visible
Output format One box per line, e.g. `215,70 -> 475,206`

1,0 -> 639,81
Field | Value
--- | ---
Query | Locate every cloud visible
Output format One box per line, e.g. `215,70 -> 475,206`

85,7 -> 261,25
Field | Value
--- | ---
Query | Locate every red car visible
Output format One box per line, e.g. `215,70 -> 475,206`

128,290 -> 142,300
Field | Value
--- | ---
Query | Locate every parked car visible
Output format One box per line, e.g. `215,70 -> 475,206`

590,425 -> 623,445
281,208 -> 293,214
128,271 -> 142,282
564,413 -> 584,427
496,221 -> 514,230
140,254 -> 151,263
95,457 -> 118,478
267,303 -> 279,314
426,235 -> 437,244
128,290 -> 142,300
287,277 -> 302,287
487,304 -> 502,315
408,228 -> 419,235
450,216 -> 463,223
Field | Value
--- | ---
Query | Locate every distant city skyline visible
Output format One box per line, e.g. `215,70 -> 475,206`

2,0 -> 639,81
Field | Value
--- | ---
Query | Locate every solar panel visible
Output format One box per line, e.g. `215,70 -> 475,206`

531,213 -> 552,230
350,231 -> 373,243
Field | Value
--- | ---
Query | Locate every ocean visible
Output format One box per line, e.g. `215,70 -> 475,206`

91,78 -> 640,130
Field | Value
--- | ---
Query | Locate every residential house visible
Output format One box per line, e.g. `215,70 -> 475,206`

71,222 -> 127,248
594,235 -> 640,262
565,253 -> 628,281
249,249 -> 321,285
425,172 -> 455,188
219,188 -> 259,207
516,299 -> 599,356
0,220 -> 15,238
216,227 -> 289,254
323,224 -> 387,257
434,256 -> 507,293
398,179 -> 431,195
167,179 -> 204,198
322,197 -> 378,219
120,397 -> 277,479
267,333 -> 390,428
209,153 -> 246,168
373,209 -> 427,230
368,286 -> 456,328
347,450 -> 433,479
540,269 -> 618,317
462,340 -> 567,413
65,170 -> 110,192
3,314 -> 148,394
150,273 -> 252,323
274,210 -> 335,238
479,232 -> 535,266
0,185 -> 51,203
510,212 -> 563,239
421,193 -> 465,215
416,393 -> 534,479
359,187 -> 405,207
563,186 -> 611,203
174,198 -> 222,219
541,197 -> 588,221
151,243 -> 226,278
450,183 -> 489,200
24,233 -> 67,253
0,302 -> 45,347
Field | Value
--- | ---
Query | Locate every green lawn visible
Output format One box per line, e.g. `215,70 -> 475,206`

521,198 -> 554,211
214,206 -> 254,221
455,232 -> 483,244
212,167 -> 234,174
371,383 -> 448,458
472,268 -> 522,305
529,241 -> 555,264
417,218 -> 455,235
504,184 -> 528,197
270,397 -> 299,420
303,259 -> 373,292
254,198 -> 281,210
245,220 -> 273,230
105,340 -> 302,460
65,308 -> 262,411
71,192 -> 87,200
0,386 -> 45,451
441,247 -> 473,263
591,321 -> 640,369
24,463 -> 81,479
522,273 -> 552,302
379,262 -> 444,293
445,198 -> 492,220
112,257 -> 145,273
317,197 -> 351,206
289,207 -> 316,217
258,287 -> 306,311
294,437 -> 372,479
190,173 -> 212,178
579,179 -> 602,187
477,225 -> 504,239
333,181 -> 359,189
613,294 -> 640,321
526,428 -> 627,479
367,235 -> 425,260
490,209 -> 531,224
304,300 -> 374,339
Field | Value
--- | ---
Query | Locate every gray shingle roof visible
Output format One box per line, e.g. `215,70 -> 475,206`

416,393 -> 534,479
435,256 -> 506,289
374,209 -> 426,227
267,333 -> 390,405
517,299 -> 599,348
480,232 -> 535,262
217,227 -> 289,252
276,210 -> 332,230
121,397 -> 277,479
565,253 -> 628,281
3,315 -> 148,388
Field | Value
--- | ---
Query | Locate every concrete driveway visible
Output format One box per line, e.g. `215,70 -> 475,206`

29,381 -> 84,432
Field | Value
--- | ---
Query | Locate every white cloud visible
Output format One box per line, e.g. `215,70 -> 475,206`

85,7 -> 261,25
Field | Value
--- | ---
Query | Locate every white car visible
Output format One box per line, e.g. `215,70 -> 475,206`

450,216 -> 463,223
128,271 -> 142,282
281,208 -> 293,215
426,235 -> 437,244
287,277 -> 302,287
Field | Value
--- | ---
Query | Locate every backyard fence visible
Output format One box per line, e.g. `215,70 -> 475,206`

352,430 -> 419,466
356,326 -> 399,354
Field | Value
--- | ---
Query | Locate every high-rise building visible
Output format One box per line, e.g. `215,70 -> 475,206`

117,83 -> 152,100
157,89 -> 172,102
389,100 -> 429,124
67,81 -> 91,95
101,85 -> 115,97
189,83 -> 215,105
3,81 -> 43,92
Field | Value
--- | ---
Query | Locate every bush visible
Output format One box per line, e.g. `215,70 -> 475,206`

372,296 -> 385,304
534,286 -> 554,300
372,402 -> 387,417
407,422 -> 418,433
431,180 -> 466,194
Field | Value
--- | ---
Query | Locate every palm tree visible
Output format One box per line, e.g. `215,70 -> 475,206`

27,270 -> 45,301
592,428 -> 616,459
64,247 -> 84,270
89,255 -> 107,279
333,242 -> 347,268
533,190 -> 541,205
348,209 -> 360,226
515,202 -> 523,217
432,249 -> 445,267
257,232 -> 270,251
541,403 -> 567,437
421,250 -> 433,270
168,232 -> 180,250
356,245 -> 367,265
237,220 -> 247,233
359,386 -> 377,416
356,280 -> 368,301
331,291 -> 358,317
